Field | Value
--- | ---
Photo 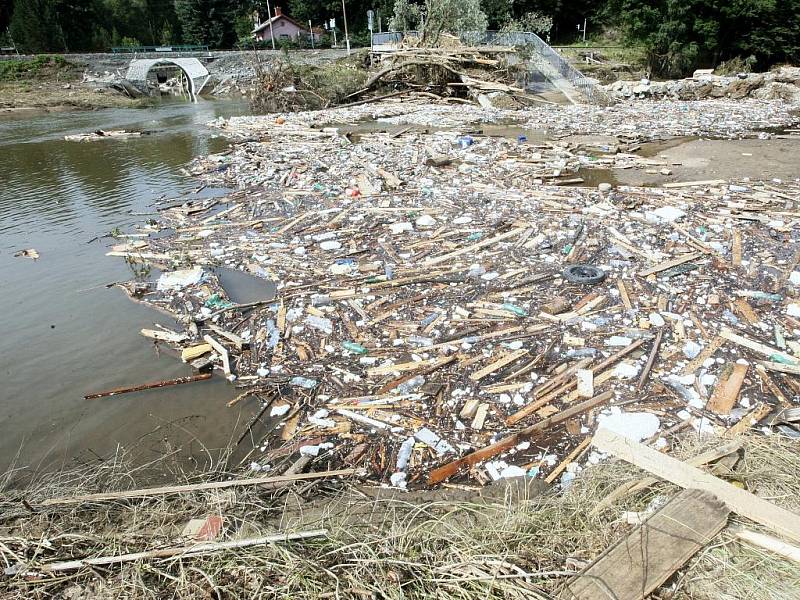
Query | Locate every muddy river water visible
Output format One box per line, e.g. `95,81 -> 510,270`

0,99 -> 254,476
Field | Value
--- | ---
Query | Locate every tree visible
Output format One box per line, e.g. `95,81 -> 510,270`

9,0 -> 63,52
176,0 -> 238,47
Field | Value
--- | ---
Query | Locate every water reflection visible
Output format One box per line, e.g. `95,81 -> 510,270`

0,98 -> 253,477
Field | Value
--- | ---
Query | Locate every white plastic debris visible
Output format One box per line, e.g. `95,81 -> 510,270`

598,412 -> 661,442
319,240 -> 342,251
645,206 -> 686,223
415,214 -> 436,228
270,404 -> 291,417
614,361 -> 641,379
389,222 -> 413,234
414,427 -> 454,455
683,340 -> 703,359
156,266 -> 204,291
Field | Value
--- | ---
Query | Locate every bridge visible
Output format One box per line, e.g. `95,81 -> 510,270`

125,58 -> 210,99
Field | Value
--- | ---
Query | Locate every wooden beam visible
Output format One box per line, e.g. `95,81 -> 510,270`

422,227 -> 525,266
593,428 -> 800,543
561,489 -> 729,600
639,252 -> 703,277
204,334 -> 231,375
590,439 -> 744,515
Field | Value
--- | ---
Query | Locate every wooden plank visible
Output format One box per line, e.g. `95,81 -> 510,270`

759,361 -> 800,376
684,336 -> 723,374
561,489 -> 730,600
732,230 -> 742,266
734,298 -> 759,325
662,179 -> 727,188
720,328 -> 798,364
208,324 -> 248,350
706,363 -> 748,415
724,404 -> 772,437
367,356 -> 451,377
545,436 -> 592,484
617,279 -> 632,310
204,334 -> 231,375
41,468 -> 357,506
140,328 -> 185,343
639,252 -> 702,277
591,439 -> 744,515
593,428 -> 800,543
734,527 -> 800,564
469,349 -> 528,381
422,227 -> 525,267
428,391 -> 613,485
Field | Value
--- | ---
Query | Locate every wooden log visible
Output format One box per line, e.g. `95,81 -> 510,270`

561,489 -> 730,600
593,428 -> 800,543
83,373 -> 212,399
40,468 -> 357,506
428,391 -> 613,485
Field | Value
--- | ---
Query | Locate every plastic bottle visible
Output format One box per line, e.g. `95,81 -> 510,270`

395,436 -> 415,470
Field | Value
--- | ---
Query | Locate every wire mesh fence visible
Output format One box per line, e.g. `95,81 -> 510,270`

371,30 -> 602,103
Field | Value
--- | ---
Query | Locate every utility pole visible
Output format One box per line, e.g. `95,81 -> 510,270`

309,20 -> 315,48
341,0 -> 351,55
265,0 -> 276,50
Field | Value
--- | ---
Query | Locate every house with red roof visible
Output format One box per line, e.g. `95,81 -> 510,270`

252,7 -> 319,43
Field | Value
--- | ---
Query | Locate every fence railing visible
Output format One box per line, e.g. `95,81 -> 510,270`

371,30 -> 601,103
111,45 -> 209,55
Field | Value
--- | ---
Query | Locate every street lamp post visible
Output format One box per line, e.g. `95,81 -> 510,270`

265,0 -> 276,50
341,0 -> 351,55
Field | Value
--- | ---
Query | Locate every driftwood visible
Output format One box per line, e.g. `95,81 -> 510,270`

35,529 -> 327,573
41,468 -> 358,506
83,373 -> 212,399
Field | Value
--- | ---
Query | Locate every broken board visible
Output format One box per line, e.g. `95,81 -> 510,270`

560,488 -> 729,600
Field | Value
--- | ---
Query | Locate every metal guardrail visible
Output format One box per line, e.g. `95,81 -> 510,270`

111,45 -> 209,55
371,30 -> 601,103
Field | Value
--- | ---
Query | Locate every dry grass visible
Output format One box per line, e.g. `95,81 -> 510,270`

0,433 -> 798,599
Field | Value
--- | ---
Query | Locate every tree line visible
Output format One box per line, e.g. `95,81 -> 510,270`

1,0 -> 797,76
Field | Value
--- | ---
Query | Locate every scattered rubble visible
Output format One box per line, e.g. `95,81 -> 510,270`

603,66 -> 800,104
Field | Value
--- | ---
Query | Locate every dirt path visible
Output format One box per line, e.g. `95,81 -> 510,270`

617,137 -> 800,186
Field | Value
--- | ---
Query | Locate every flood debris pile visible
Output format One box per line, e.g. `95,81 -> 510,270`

249,43 -> 536,114
109,102 -> 800,493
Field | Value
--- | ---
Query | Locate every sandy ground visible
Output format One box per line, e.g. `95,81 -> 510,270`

617,137 -> 800,186
0,80 -> 145,111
